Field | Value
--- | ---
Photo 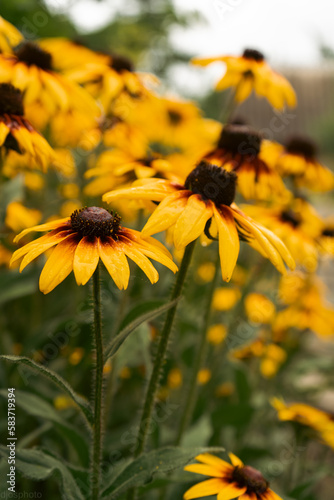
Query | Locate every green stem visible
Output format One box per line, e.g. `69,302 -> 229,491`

127,241 -> 196,500
175,250 -> 220,445
91,265 -> 104,500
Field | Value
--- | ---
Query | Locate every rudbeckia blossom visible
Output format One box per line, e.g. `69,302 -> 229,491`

192,48 -> 296,110
10,206 -> 178,294
184,452 -> 283,500
0,83 -> 53,168
264,135 -> 334,191
103,161 -> 295,281
205,124 -> 290,201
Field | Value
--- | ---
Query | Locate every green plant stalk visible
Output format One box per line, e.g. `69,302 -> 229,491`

174,250 -> 220,445
91,264 -> 104,500
127,240 -> 196,500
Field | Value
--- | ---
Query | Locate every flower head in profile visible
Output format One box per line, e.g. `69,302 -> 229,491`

0,83 -> 53,169
104,161 -> 295,282
10,206 -> 178,294
205,124 -> 290,201
184,452 -> 282,500
263,134 -> 334,192
192,48 -> 296,110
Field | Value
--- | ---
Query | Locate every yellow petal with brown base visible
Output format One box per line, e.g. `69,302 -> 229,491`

142,191 -> 189,237
184,478 -> 227,499
19,230 -> 72,271
39,235 -> 78,294
73,236 -> 99,285
119,239 -> 159,284
174,194 -> 213,249
217,483 -> 247,500
98,238 -> 130,290
213,205 -> 240,282
14,218 -> 70,242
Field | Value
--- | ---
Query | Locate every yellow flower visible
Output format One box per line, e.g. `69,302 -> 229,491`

243,198 -> 322,272
207,324 -> 227,345
104,162 -> 295,282
197,368 -> 211,385
5,201 -> 42,233
264,135 -> 334,192
244,293 -> 275,324
0,16 -> 23,53
10,206 -> 178,294
0,243 -> 12,267
0,83 -> 53,169
196,262 -> 217,283
192,48 -> 296,110
215,382 -> 234,397
260,344 -> 286,378
184,452 -> 283,500
205,124 -> 290,201
213,288 -> 241,311
54,395 -> 76,411
167,368 -> 183,389
69,348 -> 85,365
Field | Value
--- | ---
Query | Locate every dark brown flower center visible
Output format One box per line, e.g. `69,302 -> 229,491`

184,161 -> 237,207
218,124 -> 261,155
167,109 -> 182,125
15,42 -> 52,70
70,207 -> 121,239
0,83 -> 24,116
285,136 -> 317,159
280,209 -> 302,228
110,54 -> 134,73
232,466 -> 269,495
242,48 -> 265,62
322,227 -> 334,237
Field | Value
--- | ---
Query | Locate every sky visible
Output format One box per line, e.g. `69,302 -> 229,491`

45,0 -> 334,95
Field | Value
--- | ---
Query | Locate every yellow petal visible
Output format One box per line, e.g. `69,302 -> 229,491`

39,235 -> 78,294
103,179 -> 176,204
235,76 -> 253,103
174,194 -> 213,249
0,121 -> 9,145
73,236 -> 99,285
184,463 -> 225,478
98,238 -> 130,290
217,483 -> 247,500
195,453 -> 232,471
19,230 -> 72,271
228,453 -> 244,467
184,478 -> 226,500
213,206 -> 240,282
14,218 -> 70,242
119,239 -> 159,284
142,191 -> 189,236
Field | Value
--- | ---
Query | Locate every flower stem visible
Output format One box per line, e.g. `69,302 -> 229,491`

174,250 -> 220,445
91,264 -> 104,500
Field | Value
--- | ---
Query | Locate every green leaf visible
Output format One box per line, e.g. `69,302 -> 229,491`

101,446 -> 224,498
104,299 -> 179,362
0,355 -> 93,424
0,390 -> 90,466
0,445 -> 85,500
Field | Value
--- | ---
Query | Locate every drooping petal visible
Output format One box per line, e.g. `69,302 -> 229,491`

213,205 -> 240,282
254,224 -> 295,270
239,493 -> 257,500
174,194 -> 213,249
195,453 -> 233,471
217,482 -> 247,500
183,478 -> 226,499
119,239 -> 159,284
19,230 -> 72,271
184,463 -> 225,478
103,179 -> 177,204
39,235 -> 78,294
73,236 -> 99,285
0,121 -> 10,145
98,237 -> 130,290
142,191 -> 189,236
14,218 -> 70,242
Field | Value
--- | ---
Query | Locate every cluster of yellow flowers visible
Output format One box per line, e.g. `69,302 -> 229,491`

1,15 -> 334,500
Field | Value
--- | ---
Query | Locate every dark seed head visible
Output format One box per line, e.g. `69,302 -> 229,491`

242,48 -> 265,62
15,42 -> 53,71
218,124 -> 261,155
280,209 -> 302,228
110,54 -> 134,73
0,83 -> 24,116
285,135 -> 317,159
184,161 -> 237,207
70,207 -> 121,239
232,465 -> 269,495
167,109 -> 182,125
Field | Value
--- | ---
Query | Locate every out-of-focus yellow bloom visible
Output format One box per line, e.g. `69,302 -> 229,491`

260,344 -> 286,378
119,366 -> 131,379
215,382 -> 235,397
69,347 -> 84,365
275,272 -> 334,338
244,198 -> 322,272
50,109 -> 101,150
244,293 -> 276,324
59,183 -> 80,200
0,16 -> 23,53
192,48 -> 296,110
54,395 -> 76,411
52,149 -> 77,179
263,135 -> 334,192
205,124 -> 291,202
231,338 -> 265,360
59,201 -> 82,218
5,202 -> 42,233
231,265 -> 247,286
197,368 -> 211,385
213,287 -> 241,311
207,324 -> 227,345
167,368 -> 183,389
24,172 -> 45,191
196,261 -> 216,283
272,398 -> 334,449
0,244 -> 12,267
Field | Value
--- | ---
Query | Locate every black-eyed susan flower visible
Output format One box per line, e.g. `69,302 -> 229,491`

192,48 -> 296,110
0,83 -> 53,169
0,40 -> 99,125
104,161 -> 295,282
244,198 -> 322,272
184,452 -> 283,500
10,206 -> 178,294
263,135 -> 334,191
205,124 -> 290,201
244,293 -> 276,324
